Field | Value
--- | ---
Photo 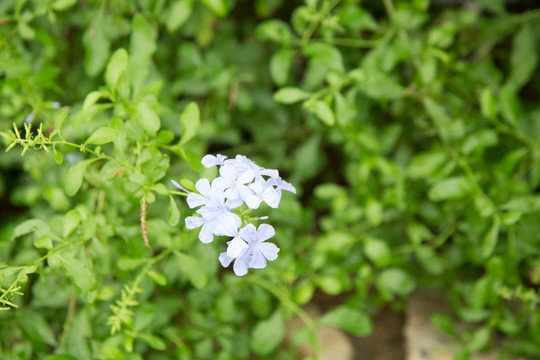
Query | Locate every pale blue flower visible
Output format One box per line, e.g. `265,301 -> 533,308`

201,154 -> 228,168
268,176 -> 296,194
219,224 -> 279,276
245,181 -> 280,209
184,178 -> 242,243
226,155 -> 278,182
178,154 -> 292,276
225,224 -> 254,258
214,163 -> 254,203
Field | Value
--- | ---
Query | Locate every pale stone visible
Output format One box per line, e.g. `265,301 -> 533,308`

405,290 -> 521,360
286,305 -> 354,360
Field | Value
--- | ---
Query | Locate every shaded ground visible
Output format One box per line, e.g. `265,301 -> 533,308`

352,307 -> 404,360
312,290 -> 405,360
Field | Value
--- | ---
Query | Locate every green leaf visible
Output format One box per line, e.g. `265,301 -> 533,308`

319,306 -> 373,337
303,43 -> 344,73
250,310 -> 285,355
86,127 -> 119,145
334,92 -> 357,126
54,253 -> 97,297
310,100 -> 335,126
467,327 -> 491,352
428,176 -> 473,201
408,151 -> 448,179
148,270 -> 167,286
201,0 -> 228,16
363,236 -> 391,267
0,265 -> 37,287
13,219 -> 53,239
461,129 -> 498,155
174,251 -> 207,289
17,310 -> 56,346
179,102 -> 200,145
274,87 -> 311,104
82,12 -> 110,76
82,90 -> 108,113
270,48 -> 293,86
377,268 -> 415,296
179,178 -> 195,192
256,20 -> 292,45
356,70 -> 404,100
43,355 -> 77,360
105,48 -> 128,90
499,86 -> 520,126
423,97 -> 453,141
130,14 -> 156,64
416,247 -> 443,275
134,102 -> 161,135
430,313 -> 456,335
63,209 -> 81,238
33,235 -> 53,250
365,198 -> 383,226
53,147 -> 63,164
476,0 -> 505,14
168,196 -> 180,226
293,134 -> 323,181
479,87 -> 497,120
508,23 -> 537,92
166,0 -> 192,32
138,333 -> 167,350
481,216 -> 500,258
52,0 -> 77,11
64,159 -> 97,196
176,148 -> 202,171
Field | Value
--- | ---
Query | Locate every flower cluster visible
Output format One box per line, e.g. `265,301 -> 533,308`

173,154 -> 295,276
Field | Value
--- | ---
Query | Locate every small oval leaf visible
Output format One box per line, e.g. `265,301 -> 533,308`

319,306 -> 373,337
174,251 -> 207,289
168,196 -> 180,226
86,127 -> 119,145
179,102 -> 200,145
274,87 -> 311,104
64,159 -> 97,196
105,48 -> 128,90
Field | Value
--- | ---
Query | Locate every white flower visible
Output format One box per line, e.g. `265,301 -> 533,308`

176,154 -> 293,276
225,225 -> 254,258
226,155 -> 279,182
245,180 -> 280,209
201,154 -> 228,168
184,178 -> 242,243
268,176 -> 296,194
213,163 -> 254,203
218,224 -> 280,276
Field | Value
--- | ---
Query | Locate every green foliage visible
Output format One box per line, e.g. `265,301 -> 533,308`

1,0 -> 540,359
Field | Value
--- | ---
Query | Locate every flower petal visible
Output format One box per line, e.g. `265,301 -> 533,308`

226,235 -> 248,258
260,168 -> 279,178
262,187 -> 280,208
244,193 -> 262,209
216,212 -> 241,237
194,178 -> 211,196
249,248 -> 267,269
218,252 -> 234,267
233,257 -> 249,276
185,216 -> 204,229
256,224 -> 276,242
198,222 -> 215,243
257,242 -> 280,261
187,193 -> 207,208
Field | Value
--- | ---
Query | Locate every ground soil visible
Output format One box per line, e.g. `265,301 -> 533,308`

312,290 -> 405,360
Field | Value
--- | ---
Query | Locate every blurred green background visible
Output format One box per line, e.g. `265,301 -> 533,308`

1,0 -> 540,359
